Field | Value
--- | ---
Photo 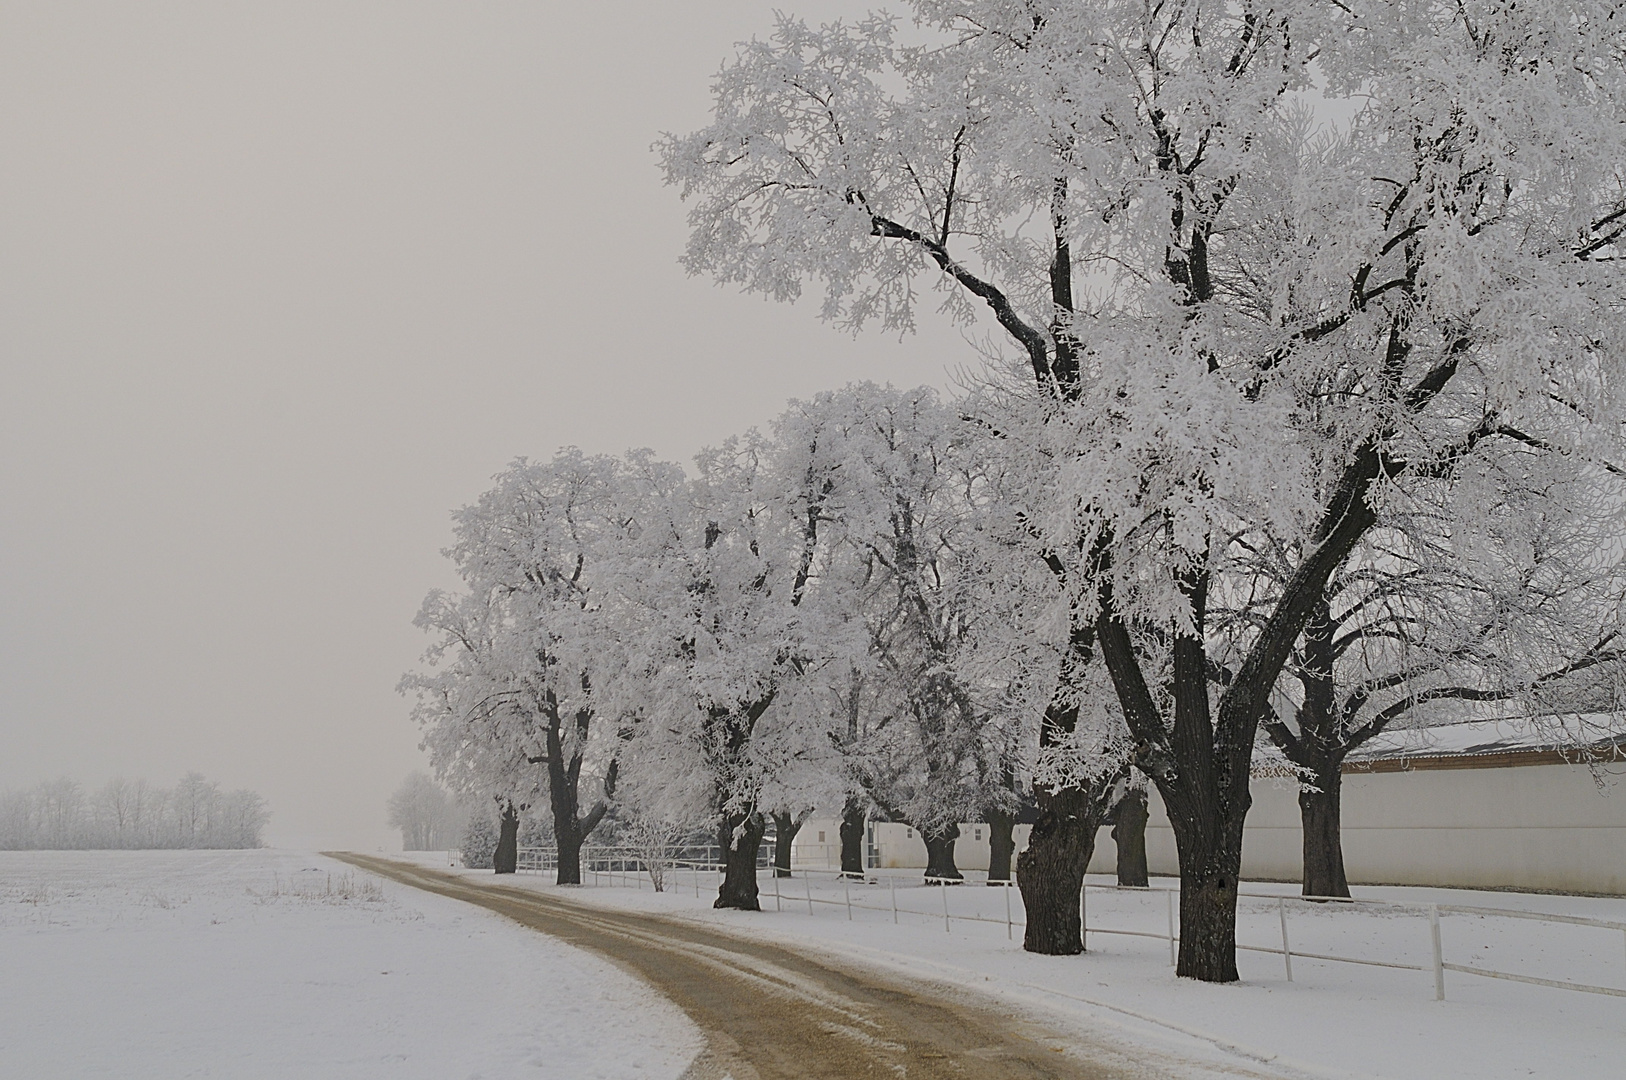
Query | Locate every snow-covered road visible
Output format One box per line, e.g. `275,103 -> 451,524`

342,852 -> 1277,1080
441,858 -> 1626,1080
0,850 -> 701,1079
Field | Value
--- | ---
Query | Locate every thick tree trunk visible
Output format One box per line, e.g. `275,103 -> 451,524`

1111,788 -> 1149,887
1166,811 -> 1244,981
493,803 -> 519,875
1300,761 -> 1351,898
1097,587 -> 1255,982
555,828 -> 584,886
921,823 -> 963,882
547,753 -> 582,885
1015,788 -> 1104,954
771,811 -> 803,878
1177,865 -> 1240,981
838,799 -> 866,877
986,808 -> 1016,884
541,703 -> 616,887
714,810 -> 765,910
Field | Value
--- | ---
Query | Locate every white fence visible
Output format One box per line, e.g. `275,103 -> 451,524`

514,846 -> 1626,1003
515,844 -> 753,878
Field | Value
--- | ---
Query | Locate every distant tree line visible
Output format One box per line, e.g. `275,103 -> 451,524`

0,773 -> 270,850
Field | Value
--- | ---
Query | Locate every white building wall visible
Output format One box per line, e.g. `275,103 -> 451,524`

791,820 -> 1004,871
794,762 -> 1626,894
788,820 -> 843,870
1133,762 -> 1626,894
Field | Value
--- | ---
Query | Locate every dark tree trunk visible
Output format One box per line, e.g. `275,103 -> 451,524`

771,811 -> 803,878
1260,600 -> 1355,900
702,695 -> 775,911
714,810 -> 765,910
1096,568 -> 1259,982
986,808 -> 1016,883
1015,788 -> 1105,954
1111,788 -> 1149,887
538,693 -> 616,886
1300,760 -> 1351,898
921,823 -> 963,882
493,803 -> 519,875
838,799 -> 866,877
546,741 -> 583,885
1165,802 -> 1245,982
555,828 -> 584,885
1177,859 -> 1240,981
1017,620 -> 1112,954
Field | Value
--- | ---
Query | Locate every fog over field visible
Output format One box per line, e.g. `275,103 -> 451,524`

0,1 -> 961,849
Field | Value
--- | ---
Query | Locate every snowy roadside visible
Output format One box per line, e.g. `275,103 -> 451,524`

0,850 -> 701,1079
415,855 -> 1626,1080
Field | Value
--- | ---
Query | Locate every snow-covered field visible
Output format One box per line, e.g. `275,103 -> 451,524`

8,848 -> 1620,1079
0,850 -> 701,1079
465,858 -> 1626,1080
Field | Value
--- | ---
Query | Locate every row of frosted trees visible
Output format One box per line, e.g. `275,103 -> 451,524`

0,774 -> 270,850
405,384 -> 1077,915
411,1 -> 1626,982
406,378 -> 1626,966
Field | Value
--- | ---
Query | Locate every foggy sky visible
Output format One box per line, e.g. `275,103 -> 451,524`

0,2 -> 973,849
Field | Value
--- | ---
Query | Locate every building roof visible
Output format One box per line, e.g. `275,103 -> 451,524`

1343,713 -> 1626,773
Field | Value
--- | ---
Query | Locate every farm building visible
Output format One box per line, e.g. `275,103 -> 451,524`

790,715 -> 1626,894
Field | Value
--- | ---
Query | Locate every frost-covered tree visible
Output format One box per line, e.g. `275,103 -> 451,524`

605,441 -> 838,910
404,452 -> 627,884
777,384 -> 1046,883
386,771 -> 465,851
1232,444 -> 1626,897
663,1 -> 1626,979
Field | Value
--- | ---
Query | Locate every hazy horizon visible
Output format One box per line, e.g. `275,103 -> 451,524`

0,2 -> 976,850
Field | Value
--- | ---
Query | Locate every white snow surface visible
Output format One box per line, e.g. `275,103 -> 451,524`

0,849 -> 701,1079
454,858 -> 1626,1080
1350,712 -> 1626,760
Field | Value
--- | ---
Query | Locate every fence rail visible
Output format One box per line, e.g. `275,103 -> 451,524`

505,847 -> 1626,1002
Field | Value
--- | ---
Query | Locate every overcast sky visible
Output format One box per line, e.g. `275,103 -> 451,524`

0,2 -> 976,849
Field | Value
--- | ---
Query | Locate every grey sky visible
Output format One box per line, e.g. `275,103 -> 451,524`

0,2 -> 970,849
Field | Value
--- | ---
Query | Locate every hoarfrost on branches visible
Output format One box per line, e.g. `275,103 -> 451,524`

664,0 -> 1626,976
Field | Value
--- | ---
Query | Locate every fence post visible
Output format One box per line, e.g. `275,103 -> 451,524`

942,878 -> 950,933
844,875 -> 852,921
1080,879 -> 1087,951
1429,904 -> 1446,1001
890,874 -> 898,924
805,871 -> 814,916
1278,897 -> 1293,982
1166,889 -> 1176,967
774,867 -> 781,912
1005,881 -> 1012,941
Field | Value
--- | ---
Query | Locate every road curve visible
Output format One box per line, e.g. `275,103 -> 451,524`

330,854 -> 1179,1080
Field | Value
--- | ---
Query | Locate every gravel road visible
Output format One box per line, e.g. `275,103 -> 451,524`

332,854 -> 1260,1080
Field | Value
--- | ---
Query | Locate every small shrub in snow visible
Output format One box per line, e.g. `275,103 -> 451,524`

251,870 -> 384,904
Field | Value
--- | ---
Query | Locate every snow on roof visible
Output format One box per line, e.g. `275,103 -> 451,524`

1346,712 -> 1626,764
